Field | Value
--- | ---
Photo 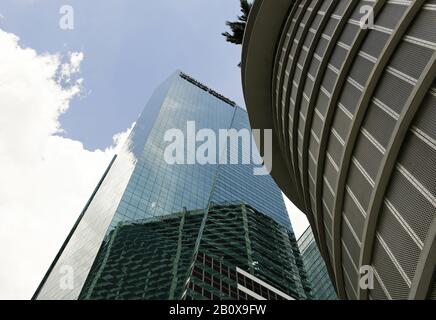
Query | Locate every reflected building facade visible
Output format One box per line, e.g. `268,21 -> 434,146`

298,226 -> 337,300
33,71 -> 311,300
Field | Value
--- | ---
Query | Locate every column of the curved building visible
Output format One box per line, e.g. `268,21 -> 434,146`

359,50 -> 436,300
294,0 -> 339,214
302,0 -> 360,287
410,219 -> 436,299
272,0 -> 326,242
293,0 -> 337,210
288,0 -> 340,285
286,0 -> 326,206
315,0 -> 387,298
325,0 -> 424,299
281,0 -> 313,201
272,0 -> 327,253
276,0 -> 310,186
273,0 -> 301,156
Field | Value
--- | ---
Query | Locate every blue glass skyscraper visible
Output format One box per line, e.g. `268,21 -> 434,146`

298,226 -> 337,300
33,71 -> 310,300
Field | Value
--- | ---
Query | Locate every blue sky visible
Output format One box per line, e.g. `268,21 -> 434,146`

0,0 -> 244,150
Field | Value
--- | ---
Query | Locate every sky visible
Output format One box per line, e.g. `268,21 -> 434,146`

0,0 -> 309,299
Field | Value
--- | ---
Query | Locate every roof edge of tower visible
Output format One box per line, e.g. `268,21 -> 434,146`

178,70 -> 237,108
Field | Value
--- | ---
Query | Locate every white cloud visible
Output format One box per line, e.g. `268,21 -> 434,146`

283,195 -> 309,239
60,52 -> 84,82
0,28 -> 132,299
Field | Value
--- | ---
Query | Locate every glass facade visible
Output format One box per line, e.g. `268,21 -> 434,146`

184,203 -> 311,300
298,226 -> 337,300
34,71 -> 308,300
